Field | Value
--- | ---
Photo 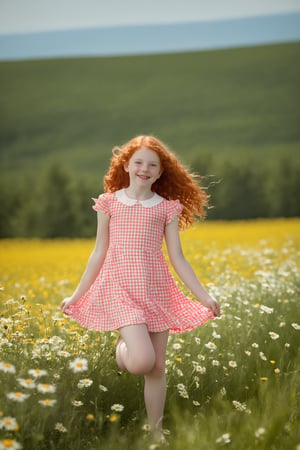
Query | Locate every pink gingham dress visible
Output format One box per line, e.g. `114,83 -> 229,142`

66,189 -> 214,333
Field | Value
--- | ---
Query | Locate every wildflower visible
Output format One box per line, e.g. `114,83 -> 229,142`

72,400 -> 83,406
259,352 -> 267,361
220,387 -> 227,396
260,377 -> 268,381
0,362 -> 16,374
57,350 -> 71,358
252,343 -> 259,348
204,342 -> 217,350
172,343 -> 182,350
285,343 -> 290,348
17,379 -> 36,389
216,433 -> 231,444
38,399 -> 57,407
195,365 -> 206,374
176,369 -> 184,376
86,414 -> 94,421
176,384 -> 186,391
28,369 -> 48,378
179,390 -> 189,399
274,368 -> 280,374
6,392 -> 30,403
54,423 -> 67,432
49,336 -> 64,346
260,305 -> 274,314
0,417 -> 19,431
228,361 -> 237,368
212,360 -> 220,366
69,357 -> 88,372
255,427 -> 266,438
142,424 -> 151,431
109,414 -> 120,423
77,379 -> 93,389
279,322 -> 286,327
232,400 -> 247,412
212,331 -> 221,339
194,337 -> 201,344
0,439 -> 22,449
111,404 -> 124,412
269,332 -> 279,340
37,384 -> 56,393
291,323 -> 300,330
193,401 -> 200,406
99,385 -> 108,392
245,351 -> 251,356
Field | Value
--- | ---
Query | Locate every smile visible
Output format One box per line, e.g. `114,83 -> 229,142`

137,174 -> 151,180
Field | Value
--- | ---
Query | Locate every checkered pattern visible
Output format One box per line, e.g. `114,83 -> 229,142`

66,190 -> 214,334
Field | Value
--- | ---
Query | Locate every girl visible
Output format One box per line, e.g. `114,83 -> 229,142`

61,135 -> 220,443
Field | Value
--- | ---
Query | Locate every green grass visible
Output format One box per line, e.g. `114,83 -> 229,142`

0,222 -> 299,449
0,42 -> 299,184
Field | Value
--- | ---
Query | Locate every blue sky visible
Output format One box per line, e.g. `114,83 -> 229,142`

1,0 -> 300,34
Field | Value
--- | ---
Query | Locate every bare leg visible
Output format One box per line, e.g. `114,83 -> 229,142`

115,325 -> 169,440
116,324 -> 156,376
144,330 -> 169,441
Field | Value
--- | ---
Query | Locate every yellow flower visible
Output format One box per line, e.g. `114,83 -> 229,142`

86,414 -> 95,421
109,414 -> 119,423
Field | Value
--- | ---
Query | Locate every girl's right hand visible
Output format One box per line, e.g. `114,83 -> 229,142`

60,297 -> 77,313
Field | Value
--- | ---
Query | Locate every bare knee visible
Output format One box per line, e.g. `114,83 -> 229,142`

127,352 -> 156,376
147,356 -> 166,377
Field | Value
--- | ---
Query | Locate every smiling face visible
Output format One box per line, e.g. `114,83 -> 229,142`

124,147 -> 162,189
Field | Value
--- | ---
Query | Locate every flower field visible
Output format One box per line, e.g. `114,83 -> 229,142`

0,219 -> 299,450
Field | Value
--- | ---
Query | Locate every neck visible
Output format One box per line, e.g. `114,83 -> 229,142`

124,186 -> 154,201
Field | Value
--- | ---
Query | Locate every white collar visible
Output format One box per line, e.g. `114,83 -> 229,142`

116,189 -> 163,207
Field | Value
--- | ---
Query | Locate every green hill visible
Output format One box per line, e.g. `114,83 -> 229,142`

1,42 -> 299,185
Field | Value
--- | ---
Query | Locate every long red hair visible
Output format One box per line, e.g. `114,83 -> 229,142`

104,135 -> 209,229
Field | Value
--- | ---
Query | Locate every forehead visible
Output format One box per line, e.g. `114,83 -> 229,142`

131,147 -> 160,162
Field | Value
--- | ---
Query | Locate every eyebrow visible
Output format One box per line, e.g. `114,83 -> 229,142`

134,158 -> 159,163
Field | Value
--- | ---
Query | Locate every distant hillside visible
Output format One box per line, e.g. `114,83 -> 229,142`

0,42 -> 299,185
1,13 -> 300,60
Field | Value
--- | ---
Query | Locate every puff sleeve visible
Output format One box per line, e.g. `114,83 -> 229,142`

92,193 -> 111,217
166,199 -> 184,225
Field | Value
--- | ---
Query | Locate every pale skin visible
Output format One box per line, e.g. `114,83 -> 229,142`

61,147 -> 221,442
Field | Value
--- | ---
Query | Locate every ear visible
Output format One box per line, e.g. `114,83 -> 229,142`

124,163 -> 129,173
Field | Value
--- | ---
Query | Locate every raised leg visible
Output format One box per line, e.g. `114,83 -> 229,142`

116,324 -> 156,376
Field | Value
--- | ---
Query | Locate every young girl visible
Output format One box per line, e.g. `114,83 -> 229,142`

61,135 -> 220,443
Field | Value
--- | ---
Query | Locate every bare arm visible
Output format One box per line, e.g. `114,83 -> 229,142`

165,218 -> 221,317
61,211 -> 110,312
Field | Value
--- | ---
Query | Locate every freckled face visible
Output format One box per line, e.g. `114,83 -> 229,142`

124,148 -> 162,187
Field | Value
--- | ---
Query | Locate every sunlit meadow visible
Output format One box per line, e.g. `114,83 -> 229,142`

0,219 -> 299,450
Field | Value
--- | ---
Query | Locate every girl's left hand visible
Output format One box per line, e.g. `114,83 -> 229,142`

206,298 -> 221,317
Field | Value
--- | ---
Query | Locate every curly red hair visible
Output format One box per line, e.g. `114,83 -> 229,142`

104,135 -> 209,229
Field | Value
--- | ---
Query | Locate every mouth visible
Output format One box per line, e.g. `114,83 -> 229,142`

137,174 -> 151,180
